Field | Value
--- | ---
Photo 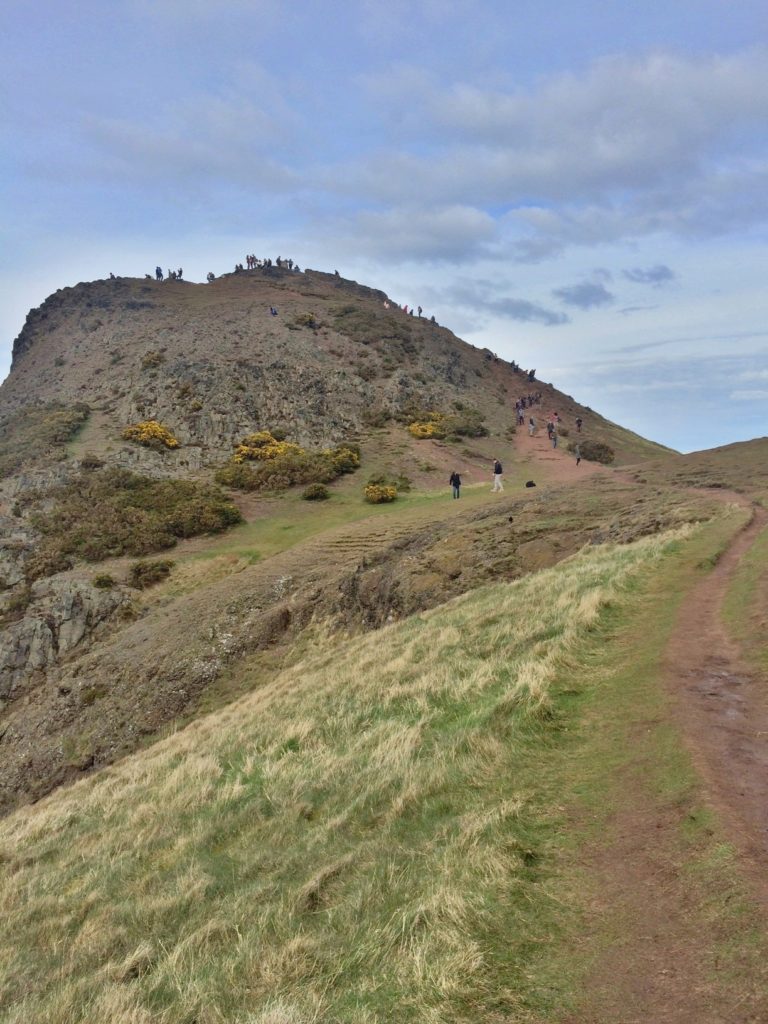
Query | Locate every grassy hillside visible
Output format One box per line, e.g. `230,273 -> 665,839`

3,509 -> 767,1023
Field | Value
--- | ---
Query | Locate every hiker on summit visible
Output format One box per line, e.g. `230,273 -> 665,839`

177,268 -> 183,279
449,471 -> 462,499
491,459 -> 504,493
155,266 -> 163,281
207,272 -> 215,283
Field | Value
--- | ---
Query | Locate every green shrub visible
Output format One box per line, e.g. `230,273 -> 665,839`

367,472 -> 411,493
92,574 -> 116,589
29,468 -> 242,564
1,584 -> 32,623
80,452 -> 104,470
128,559 -> 174,589
24,549 -> 74,583
140,351 -> 165,370
302,483 -> 330,501
292,312 -> 319,329
445,407 -> 489,438
215,461 -> 260,490
568,439 -> 615,464
361,404 -> 391,428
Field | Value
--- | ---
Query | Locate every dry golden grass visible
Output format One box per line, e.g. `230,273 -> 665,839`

0,528 -> 691,1023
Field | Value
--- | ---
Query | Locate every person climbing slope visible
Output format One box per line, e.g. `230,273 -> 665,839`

449,471 -> 462,499
491,459 -> 503,493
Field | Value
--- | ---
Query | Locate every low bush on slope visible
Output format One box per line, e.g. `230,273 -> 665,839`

216,432 -> 360,492
0,401 -> 89,478
28,468 -> 242,570
0,529 -> 686,1023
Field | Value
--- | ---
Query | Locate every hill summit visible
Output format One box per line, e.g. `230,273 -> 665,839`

0,265 -> 665,480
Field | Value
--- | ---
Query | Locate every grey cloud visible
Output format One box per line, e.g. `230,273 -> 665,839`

619,305 -> 659,316
338,205 -> 497,262
446,283 -> 569,325
623,264 -> 675,286
361,50 -> 768,201
552,281 -> 614,309
485,297 -> 569,325
352,50 -> 768,256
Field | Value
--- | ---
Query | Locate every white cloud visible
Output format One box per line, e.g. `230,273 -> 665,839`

730,388 -> 768,400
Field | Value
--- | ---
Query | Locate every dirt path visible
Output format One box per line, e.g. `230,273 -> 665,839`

665,501 -> 768,894
513,423 -> 607,485
569,496 -> 768,1023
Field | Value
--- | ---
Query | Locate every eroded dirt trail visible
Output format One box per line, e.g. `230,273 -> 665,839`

568,497 -> 768,1024
665,501 -> 768,890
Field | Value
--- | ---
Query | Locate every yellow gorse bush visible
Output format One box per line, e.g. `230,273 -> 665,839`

408,412 -> 447,439
233,432 -> 304,463
122,420 -> 180,449
364,483 -> 397,503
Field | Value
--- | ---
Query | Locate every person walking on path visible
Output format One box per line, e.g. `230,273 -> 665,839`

528,416 -> 536,436
449,471 -> 462,499
491,459 -> 504,492
574,444 -> 581,466
551,430 -> 558,450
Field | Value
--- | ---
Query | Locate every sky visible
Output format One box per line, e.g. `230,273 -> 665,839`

1,0 -> 767,453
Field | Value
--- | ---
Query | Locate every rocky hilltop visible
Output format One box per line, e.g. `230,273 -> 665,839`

1,266 -> 664,478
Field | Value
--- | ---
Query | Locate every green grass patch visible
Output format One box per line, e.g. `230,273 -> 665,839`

722,520 -> 768,672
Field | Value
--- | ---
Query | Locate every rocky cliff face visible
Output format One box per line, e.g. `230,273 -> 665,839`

0,576 -> 128,703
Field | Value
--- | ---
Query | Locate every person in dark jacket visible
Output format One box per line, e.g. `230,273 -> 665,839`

449,471 -> 461,499
492,459 -> 503,492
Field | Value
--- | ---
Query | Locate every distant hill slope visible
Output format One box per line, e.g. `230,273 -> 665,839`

0,267 -> 671,479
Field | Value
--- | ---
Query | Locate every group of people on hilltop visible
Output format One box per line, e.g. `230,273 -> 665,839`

239,255 -> 301,272
147,266 -> 183,281
383,299 -> 438,324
